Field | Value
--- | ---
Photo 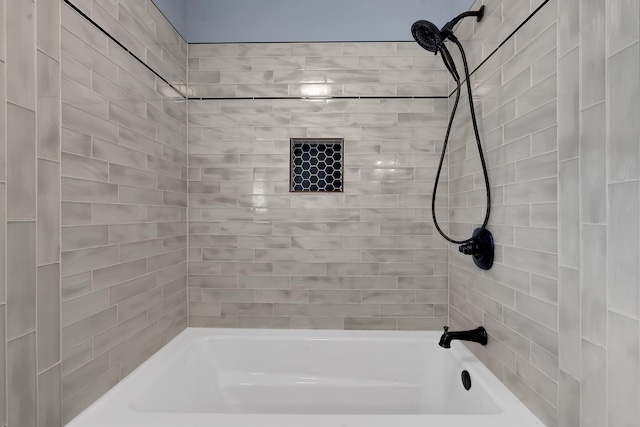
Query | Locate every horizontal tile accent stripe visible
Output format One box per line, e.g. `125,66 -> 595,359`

187,41 -> 425,45
64,0 -> 551,101
63,0 -> 450,103
193,96 -> 449,101
448,0 -> 551,98
62,0 -> 186,100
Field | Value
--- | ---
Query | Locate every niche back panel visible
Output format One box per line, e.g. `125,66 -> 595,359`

290,138 -> 344,192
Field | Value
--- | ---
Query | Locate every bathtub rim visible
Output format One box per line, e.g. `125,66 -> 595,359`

66,327 -> 546,427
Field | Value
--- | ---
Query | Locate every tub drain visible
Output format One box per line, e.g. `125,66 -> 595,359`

461,370 -> 472,390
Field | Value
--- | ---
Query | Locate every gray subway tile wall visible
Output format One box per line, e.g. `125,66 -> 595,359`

187,42 -> 450,330
1,0 -> 189,425
3,0 -> 61,425
446,0 -> 562,424
58,0 -> 189,421
447,0 -> 640,426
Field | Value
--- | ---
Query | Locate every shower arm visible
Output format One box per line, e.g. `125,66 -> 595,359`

441,6 -> 485,37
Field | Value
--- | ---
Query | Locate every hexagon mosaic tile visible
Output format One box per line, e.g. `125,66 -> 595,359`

290,138 -> 344,192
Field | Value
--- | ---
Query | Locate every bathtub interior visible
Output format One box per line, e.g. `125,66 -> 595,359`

129,334 -> 502,415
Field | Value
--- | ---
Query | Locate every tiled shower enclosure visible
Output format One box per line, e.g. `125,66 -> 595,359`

1,0 -> 639,426
187,42 -> 452,330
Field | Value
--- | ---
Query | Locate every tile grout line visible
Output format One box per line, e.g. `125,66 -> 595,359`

34,0 -> 39,423
57,0 -> 64,414
2,0 -> 6,422
185,45 -> 190,327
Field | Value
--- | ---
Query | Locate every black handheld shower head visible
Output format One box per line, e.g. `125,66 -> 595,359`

411,5 -> 485,54
411,19 -> 460,80
411,20 -> 443,54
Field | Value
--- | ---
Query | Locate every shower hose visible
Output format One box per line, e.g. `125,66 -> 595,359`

431,36 -> 491,245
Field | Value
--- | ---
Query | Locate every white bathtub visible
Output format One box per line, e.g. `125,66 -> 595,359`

67,328 -> 544,427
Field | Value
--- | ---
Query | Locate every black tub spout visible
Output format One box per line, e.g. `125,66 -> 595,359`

438,326 -> 488,348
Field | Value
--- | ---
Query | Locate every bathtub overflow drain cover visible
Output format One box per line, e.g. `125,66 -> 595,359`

461,370 -> 472,390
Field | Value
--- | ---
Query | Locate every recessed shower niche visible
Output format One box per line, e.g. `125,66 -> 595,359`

290,138 -> 344,192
